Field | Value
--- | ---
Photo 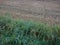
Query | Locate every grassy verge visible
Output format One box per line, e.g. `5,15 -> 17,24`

0,15 -> 60,45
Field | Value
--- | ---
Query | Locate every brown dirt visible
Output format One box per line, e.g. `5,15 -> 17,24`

0,0 -> 3,4
0,0 -> 60,25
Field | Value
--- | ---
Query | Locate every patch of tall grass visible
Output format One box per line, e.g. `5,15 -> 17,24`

0,15 -> 60,45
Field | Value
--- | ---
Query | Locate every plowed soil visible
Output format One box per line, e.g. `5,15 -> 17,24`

0,0 -> 60,25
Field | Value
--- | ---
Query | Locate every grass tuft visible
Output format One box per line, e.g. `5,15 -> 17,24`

0,15 -> 60,45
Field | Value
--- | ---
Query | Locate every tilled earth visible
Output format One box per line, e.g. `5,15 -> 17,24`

0,0 -> 60,25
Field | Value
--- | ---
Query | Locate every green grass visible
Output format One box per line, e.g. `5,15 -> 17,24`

0,15 -> 60,45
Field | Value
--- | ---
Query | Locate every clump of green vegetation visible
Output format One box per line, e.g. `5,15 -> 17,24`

0,15 -> 60,45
